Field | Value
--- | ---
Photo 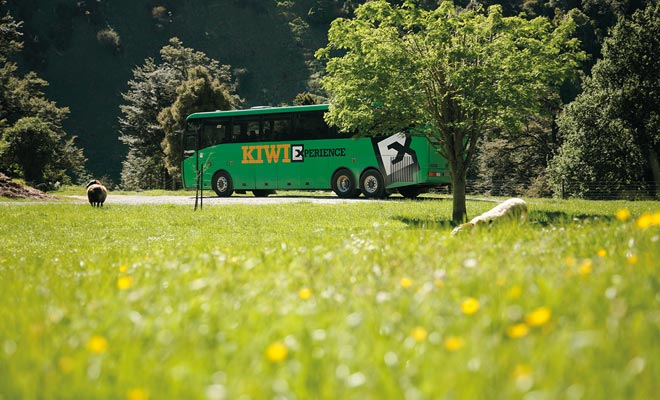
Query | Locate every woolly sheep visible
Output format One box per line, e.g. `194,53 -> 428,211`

451,198 -> 528,235
86,179 -> 107,207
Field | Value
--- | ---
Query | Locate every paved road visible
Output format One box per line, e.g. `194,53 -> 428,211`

66,194 -> 369,206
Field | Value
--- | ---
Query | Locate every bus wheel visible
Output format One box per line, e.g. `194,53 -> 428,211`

398,186 -> 422,199
212,171 -> 234,197
332,169 -> 358,198
361,169 -> 386,199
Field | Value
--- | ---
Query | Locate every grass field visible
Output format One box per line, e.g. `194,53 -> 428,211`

1,197 -> 659,399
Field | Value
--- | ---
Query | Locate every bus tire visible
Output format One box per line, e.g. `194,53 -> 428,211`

360,169 -> 386,199
212,171 -> 234,197
332,169 -> 359,198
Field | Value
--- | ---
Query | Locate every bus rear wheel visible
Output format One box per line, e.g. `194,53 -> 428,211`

212,171 -> 234,197
361,169 -> 386,199
332,169 -> 359,198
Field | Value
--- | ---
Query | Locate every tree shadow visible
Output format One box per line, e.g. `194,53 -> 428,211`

529,210 -> 616,227
394,210 -> 617,230
393,216 -> 455,230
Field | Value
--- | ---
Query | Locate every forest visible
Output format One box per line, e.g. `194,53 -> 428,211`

1,0 -> 658,199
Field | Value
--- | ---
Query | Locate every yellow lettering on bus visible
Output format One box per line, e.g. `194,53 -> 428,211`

264,145 -> 281,163
241,145 -> 263,164
241,146 -> 254,164
243,144 -> 291,164
255,146 -> 263,163
278,144 -> 291,163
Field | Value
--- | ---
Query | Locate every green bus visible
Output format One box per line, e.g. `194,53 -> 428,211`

181,104 -> 451,198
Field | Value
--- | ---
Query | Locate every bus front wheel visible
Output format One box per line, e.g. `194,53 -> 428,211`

361,169 -> 386,199
332,169 -> 359,198
212,171 -> 234,197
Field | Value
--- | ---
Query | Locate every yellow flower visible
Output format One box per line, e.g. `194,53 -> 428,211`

434,279 -> 445,288
579,259 -> 592,276
411,326 -> 428,342
506,323 -> 529,339
119,264 -> 128,273
627,254 -> 639,264
265,341 -> 288,363
443,336 -> 465,351
597,249 -> 607,257
615,208 -> 631,221
298,287 -> 312,300
636,213 -> 653,229
525,307 -> 552,327
461,297 -> 480,315
117,275 -> 132,290
564,256 -> 576,267
507,285 -> 522,300
87,335 -> 108,354
126,388 -> 149,400
400,277 -> 413,288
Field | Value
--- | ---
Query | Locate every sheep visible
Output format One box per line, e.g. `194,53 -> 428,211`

86,179 -> 108,207
451,198 -> 528,235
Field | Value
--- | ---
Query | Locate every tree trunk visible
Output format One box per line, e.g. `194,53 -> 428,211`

649,147 -> 660,198
451,162 -> 468,224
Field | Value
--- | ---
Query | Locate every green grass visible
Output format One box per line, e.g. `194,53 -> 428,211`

1,198 -> 659,399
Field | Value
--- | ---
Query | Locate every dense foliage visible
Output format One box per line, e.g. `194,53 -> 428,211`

318,0 -> 584,220
549,0 -> 660,199
118,38 -> 238,190
0,2 -> 86,185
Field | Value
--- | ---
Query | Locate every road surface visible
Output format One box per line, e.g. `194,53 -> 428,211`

66,193 -> 370,206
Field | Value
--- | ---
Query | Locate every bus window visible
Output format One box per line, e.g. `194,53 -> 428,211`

201,122 -> 229,147
294,111 -> 328,139
232,117 -> 261,142
263,118 -> 290,141
232,122 -> 243,142
183,132 -> 197,159
247,120 -> 260,141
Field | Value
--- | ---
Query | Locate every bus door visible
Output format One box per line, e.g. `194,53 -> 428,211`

181,124 -> 199,190
263,117 -> 299,190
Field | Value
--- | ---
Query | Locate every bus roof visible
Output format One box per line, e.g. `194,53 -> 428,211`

186,104 -> 329,120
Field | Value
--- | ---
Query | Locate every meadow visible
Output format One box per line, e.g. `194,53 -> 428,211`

1,196 -> 659,399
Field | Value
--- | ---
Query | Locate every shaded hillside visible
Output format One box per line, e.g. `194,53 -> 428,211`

7,0 -> 648,185
10,0 -> 325,181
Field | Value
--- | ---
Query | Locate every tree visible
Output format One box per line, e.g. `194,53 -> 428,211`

0,2 -> 86,185
119,59 -> 177,190
549,0 -> 660,198
159,66 -> 236,178
3,117 -> 57,182
118,38 -> 238,190
317,0 -> 584,222
293,92 -> 319,105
